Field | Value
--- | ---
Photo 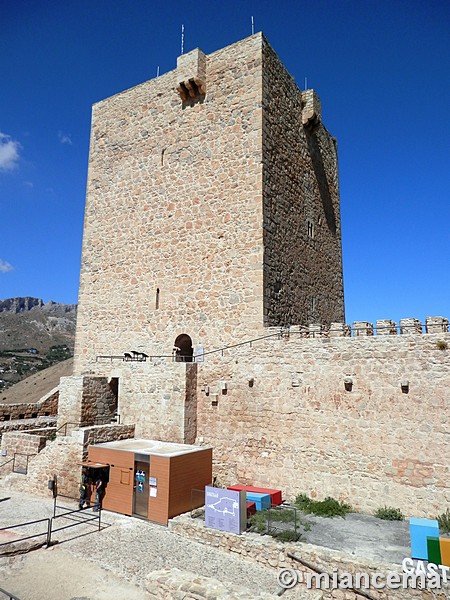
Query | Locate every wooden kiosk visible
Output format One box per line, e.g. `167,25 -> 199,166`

87,438 -> 212,525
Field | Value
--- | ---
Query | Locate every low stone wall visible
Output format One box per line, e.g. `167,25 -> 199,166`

3,435 -> 84,497
145,568 -> 286,599
1,424 -> 136,498
169,514 -> 449,600
0,417 -> 56,442
0,390 -> 58,422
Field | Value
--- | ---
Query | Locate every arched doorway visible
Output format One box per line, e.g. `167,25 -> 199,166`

174,334 -> 194,362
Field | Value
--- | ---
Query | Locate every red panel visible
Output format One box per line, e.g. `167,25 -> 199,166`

228,485 -> 282,506
246,501 -> 257,516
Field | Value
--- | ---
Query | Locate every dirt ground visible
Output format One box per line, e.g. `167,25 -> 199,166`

1,547 -> 151,600
0,358 -> 73,405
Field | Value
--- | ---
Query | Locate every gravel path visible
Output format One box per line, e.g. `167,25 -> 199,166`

0,488 -> 281,599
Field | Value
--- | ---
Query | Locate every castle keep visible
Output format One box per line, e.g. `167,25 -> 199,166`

73,32 -> 344,372
51,33 -> 449,518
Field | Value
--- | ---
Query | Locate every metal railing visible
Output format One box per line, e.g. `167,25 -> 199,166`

0,517 -> 51,551
0,498 -> 102,556
12,453 -> 36,475
0,453 -> 36,476
0,457 -> 14,474
56,414 -> 120,437
95,320 -> 447,364
0,587 -> 22,600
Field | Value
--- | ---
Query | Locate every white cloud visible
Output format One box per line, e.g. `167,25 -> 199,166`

0,259 -> 14,273
58,130 -> 72,145
0,132 -> 21,171
24,181 -> 34,189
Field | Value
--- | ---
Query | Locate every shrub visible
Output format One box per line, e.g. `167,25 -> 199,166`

436,340 -> 448,350
272,530 -> 302,542
437,508 -> 450,534
248,510 -> 268,533
294,493 -> 351,517
374,506 -> 405,521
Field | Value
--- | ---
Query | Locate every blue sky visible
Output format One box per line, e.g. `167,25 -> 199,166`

1,0 -> 449,327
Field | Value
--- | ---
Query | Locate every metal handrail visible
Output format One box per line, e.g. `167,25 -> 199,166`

0,517 -> 51,549
0,587 -> 22,600
0,457 -> 14,474
12,453 -> 36,475
55,421 -> 80,436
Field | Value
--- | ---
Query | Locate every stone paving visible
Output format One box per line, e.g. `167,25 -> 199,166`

0,487 -> 285,599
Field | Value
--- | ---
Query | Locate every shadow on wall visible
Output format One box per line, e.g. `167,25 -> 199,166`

304,126 -> 337,235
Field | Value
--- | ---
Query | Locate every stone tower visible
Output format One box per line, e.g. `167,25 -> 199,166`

73,33 -> 344,374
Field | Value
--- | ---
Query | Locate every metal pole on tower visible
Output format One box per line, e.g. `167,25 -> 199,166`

181,24 -> 184,55
251,16 -> 254,35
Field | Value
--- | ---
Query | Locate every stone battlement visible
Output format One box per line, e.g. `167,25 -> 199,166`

269,315 -> 449,338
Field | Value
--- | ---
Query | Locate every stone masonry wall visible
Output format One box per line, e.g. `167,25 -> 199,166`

74,33 -> 266,374
57,375 -> 83,433
194,330 -> 450,517
3,435 -> 84,498
81,376 -> 118,425
115,361 -> 190,442
262,39 -> 344,327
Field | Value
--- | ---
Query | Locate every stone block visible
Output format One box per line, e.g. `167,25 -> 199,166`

400,318 -> 422,335
177,48 -> 206,98
426,316 -> 449,334
301,89 -> 322,125
329,322 -> 351,337
376,320 -> 397,335
352,321 -> 374,336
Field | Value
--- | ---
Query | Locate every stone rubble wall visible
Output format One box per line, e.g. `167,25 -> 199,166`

0,417 -> 56,443
106,361 -> 191,442
145,567 -> 283,600
262,38 -> 344,328
57,375 -> 84,433
169,514 -> 448,600
0,390 -> 58,422
80,376 -> 118,425
1,424 -> 135,497
80,423 -> 135,459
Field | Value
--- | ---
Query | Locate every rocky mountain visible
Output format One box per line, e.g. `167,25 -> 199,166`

0,297 -> 77,391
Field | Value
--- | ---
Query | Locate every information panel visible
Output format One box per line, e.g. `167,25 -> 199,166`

204,486 -> 246,534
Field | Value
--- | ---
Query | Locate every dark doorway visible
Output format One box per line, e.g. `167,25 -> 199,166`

174,334 -> 194,362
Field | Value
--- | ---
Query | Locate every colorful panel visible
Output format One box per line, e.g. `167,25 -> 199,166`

409,518 -> 439,559
427,536 -> 442,565
245,492 -> 271,511
439,537 -> 450,568
227,484 -> 282,506
246,501 -> 257,517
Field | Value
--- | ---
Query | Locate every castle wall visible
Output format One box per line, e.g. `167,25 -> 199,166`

262,41 -> 344,327
74,34 -> 266,374
194,330 -> 450,517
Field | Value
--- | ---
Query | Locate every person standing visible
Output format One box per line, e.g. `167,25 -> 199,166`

79,470 -> 89,510
93,476 -> 103,511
